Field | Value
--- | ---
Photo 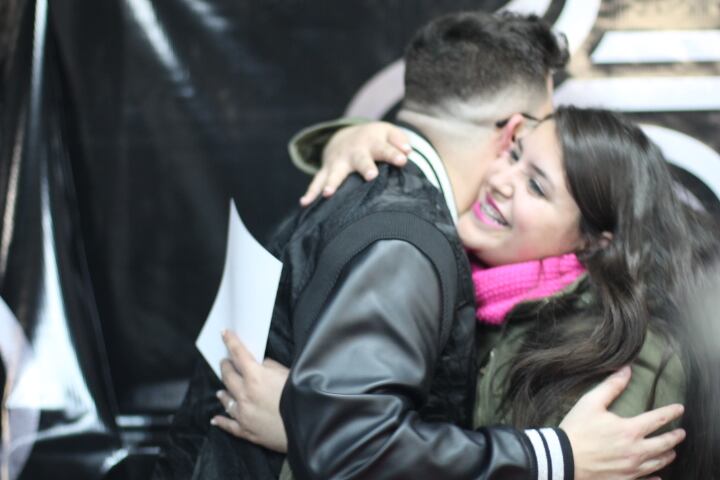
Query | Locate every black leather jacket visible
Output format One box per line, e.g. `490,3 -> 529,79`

276,131 -> 573,479
282,239 -> 558,479
155,131 -> 573,480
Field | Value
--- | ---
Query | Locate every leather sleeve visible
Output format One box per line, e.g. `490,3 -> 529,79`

287,117 -> 368,175
280,239 -> 547,480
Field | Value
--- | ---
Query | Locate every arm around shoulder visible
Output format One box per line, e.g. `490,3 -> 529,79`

608,330 -> 685,431
288,117 -> 368,174
281,237 -> 563,479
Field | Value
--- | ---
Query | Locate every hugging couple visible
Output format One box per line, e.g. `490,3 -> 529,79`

154,9 -> 719,480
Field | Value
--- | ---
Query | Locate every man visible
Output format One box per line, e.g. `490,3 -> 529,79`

155,11 -> 683,480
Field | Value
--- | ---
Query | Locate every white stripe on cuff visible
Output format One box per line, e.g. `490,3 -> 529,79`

525,429 -> 549,480
540,428 -> 565,480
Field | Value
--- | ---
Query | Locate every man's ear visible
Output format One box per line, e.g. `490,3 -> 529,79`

497,113 -> 526,153
579,231 -> 613,254
598,231 -> 613,249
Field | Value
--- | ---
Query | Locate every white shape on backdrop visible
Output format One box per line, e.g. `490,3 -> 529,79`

499,0 -> 551,15
6,165 -> 94,415
345,60 -> 404,119
3,165 -> 99,480
554,76 -> 720,112
0,297 -> 39,480
592,30 -> 720,64
641,124 -> 720,202
552,0 -> 601,54
126,0 -> 194,96
196,200 -> 282,379
0,298 -> 40,480
126,0 -> 180,77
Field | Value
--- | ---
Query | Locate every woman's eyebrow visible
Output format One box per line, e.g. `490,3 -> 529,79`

516,138 -> 554,190
529,163 -> 550,183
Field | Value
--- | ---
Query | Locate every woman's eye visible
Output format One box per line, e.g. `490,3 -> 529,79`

509,148 -> 520,162
529,178 -> 545,197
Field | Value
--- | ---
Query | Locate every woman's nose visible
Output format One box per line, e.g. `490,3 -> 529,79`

487,169 -> 515,198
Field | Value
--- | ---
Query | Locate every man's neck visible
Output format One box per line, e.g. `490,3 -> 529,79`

397,109 -> 494,214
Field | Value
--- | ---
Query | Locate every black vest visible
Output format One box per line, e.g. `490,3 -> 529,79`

154,151 -> 479,480
267,159 -> 477,427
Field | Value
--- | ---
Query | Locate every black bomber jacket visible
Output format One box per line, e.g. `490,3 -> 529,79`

275,123 -> 574,480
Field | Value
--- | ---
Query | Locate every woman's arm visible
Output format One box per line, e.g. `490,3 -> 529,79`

213,269 -> 685,479
560,366 -> 685,480
288,119 -> 411,205
606,330 -> 685,429
211,331 -> 290,453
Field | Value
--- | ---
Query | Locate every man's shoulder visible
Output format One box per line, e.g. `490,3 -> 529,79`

323,163 -> 455,230
271,163 -> 466,292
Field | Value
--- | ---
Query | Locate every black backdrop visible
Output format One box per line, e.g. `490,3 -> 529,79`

6,0 -> 503,407
1,1 -> 510,477
1,1 -> 718,478
51,0 -> 503,405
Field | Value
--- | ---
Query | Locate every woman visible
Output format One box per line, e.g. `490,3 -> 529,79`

216,107 -> 719,479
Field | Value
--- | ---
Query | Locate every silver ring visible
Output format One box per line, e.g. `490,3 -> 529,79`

226,399 -> 236,416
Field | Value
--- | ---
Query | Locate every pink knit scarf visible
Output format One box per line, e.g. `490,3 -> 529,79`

471,253 -> 586,325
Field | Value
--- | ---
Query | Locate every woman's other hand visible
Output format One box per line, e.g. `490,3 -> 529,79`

211,330 -> 290,453
299,122 -> 411,206
560,366 -> 685,480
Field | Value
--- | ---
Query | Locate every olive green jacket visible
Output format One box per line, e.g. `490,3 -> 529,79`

288,117 -> 367,174
283,119 -> 686,479
472,277 -> 685,430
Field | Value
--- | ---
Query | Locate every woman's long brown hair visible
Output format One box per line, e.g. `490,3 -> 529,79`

500,107 -> 719,479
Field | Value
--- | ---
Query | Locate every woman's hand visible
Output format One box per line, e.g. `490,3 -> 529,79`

211,330 -> 290,453
299,122 -> 412,206
560,366 -> 685,480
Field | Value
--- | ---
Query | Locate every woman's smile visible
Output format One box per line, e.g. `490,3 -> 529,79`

471,194 -> 509,229
457,120 -> 583,266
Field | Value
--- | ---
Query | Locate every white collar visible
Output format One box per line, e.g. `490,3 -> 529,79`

400,127 -> 459,224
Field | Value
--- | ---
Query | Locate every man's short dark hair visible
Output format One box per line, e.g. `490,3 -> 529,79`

404,11 -> 568,112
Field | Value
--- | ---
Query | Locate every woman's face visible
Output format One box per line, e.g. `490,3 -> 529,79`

457,120 -> 584,266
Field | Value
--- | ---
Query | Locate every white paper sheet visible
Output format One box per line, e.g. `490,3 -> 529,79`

196,200 -> 283,379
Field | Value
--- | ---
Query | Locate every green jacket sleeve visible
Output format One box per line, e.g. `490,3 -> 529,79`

607,330 -> 686,432
288,118 -> 368,175
473,323 -> 686,434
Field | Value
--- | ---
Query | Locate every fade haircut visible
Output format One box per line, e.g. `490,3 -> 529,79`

403,11 -> 568,114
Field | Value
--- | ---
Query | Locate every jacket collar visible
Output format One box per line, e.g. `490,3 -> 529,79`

396,122 -> 458,225
505,273 -> 592,322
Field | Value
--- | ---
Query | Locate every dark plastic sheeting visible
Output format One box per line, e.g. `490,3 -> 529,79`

45,0 -> 491,404
1,0 -> 718,478
1,1 -> 118,478
0,1 -> 496,477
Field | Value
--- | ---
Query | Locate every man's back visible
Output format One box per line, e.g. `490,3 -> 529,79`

155,158 -> 478,480
269,158 -> 477,422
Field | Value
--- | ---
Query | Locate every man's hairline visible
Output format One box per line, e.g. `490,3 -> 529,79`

400,81 -> 551,127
